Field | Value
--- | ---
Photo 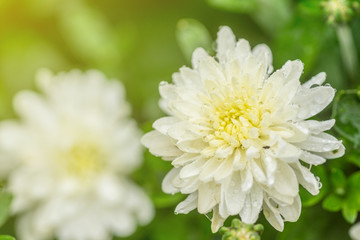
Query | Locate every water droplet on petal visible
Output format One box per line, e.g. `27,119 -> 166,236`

315,176 -> 322,189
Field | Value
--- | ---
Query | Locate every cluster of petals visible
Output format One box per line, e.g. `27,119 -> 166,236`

0,69 -> 154,240
142,26 -> 344,232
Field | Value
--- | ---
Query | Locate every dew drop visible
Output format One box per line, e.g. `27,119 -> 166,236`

316,176 -> 322,189
159,81 -> 167,86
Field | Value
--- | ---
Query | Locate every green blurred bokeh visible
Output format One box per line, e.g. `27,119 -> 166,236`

0,0 -> 359,239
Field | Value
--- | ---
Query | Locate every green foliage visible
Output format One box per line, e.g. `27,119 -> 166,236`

176,19 -> 213,63
0,0 -> 360,239
332,89 -> 360,146
206,0 -> 258,13
207,0 -> 292,35
0,236 -> 15,240
0,192 -> 12,228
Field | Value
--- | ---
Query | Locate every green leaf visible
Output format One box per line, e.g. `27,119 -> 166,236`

0,236 -> 15,240
298,0 -> 323,16
347,147 -> 360,167
176,19 -> 213,62
252,0 -> 292,35
0,192 -> 12,227
207,0 -> 292,35
273,17 -> 327,74
332,90 -> 360,147
330,168 -> 347,195
206,0 -> 258,13
322,194 -> 343,211
346,172 -> 360,210
342,204 -> 358,223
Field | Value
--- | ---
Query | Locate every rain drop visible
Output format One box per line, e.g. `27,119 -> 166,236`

159,81 -> 167,86
316,176 -> 322,189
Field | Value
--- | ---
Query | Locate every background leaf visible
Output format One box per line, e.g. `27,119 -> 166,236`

176,19 -> 213,63
0,193 -> 12,228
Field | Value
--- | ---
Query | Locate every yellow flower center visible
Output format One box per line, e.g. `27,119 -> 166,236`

204,88 -> 270,150
62,142 -> 106,179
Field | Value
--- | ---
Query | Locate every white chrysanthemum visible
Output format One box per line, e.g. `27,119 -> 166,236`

142,26 -> 344,232
0,69 -> 154,240
350,222 -> 360,240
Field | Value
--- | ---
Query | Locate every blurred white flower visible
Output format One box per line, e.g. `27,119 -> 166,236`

350,222 -> 360,240
0,69 -> 154,240
142,26 -> 344,232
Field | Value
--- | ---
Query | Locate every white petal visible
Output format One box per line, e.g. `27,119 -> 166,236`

176,139 -> 207,153
211,206 -> 226,233
252,43 -> 273,74
299,150 -> 326,165
198,182 -> 220,214
294,85 -> 335,120
296,132 -> 342,153
349,222 -> 360,240
234,39 -> 251,64
199,58 -> 227,89
153,117 -> 180,135
14,91 -> 56,132
263,197 -> 284,231
167,122 -> 200,141
291,162 -> 319,195
175,192 -> 198,214
239,184 -> 263,224
302,72 -> 326,89
224,173 -> 246,215
179,176 -> 199,194
250,159 -> 267,184
279,195 -> 301,222
141,131 -> 182,157
172,153 -> 200,167
173,66 -> 202,90
179,158 -> 205,179
199,158 -> 222,182
270,139 -> 301,163
241,168 -> 253,192
272,161 -> 298,197
298,119 -> 335,134
214,157 -> 234,182
192,48 -> 209,69
162,168 -> 181,194
263,155 -> 277,185
216,26 -> 236,64
317,142 -> 345,159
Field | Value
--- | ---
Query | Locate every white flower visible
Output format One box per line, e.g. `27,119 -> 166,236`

142,26 -> 344,232
350,222 -> 360,240
0,69 -> 154,240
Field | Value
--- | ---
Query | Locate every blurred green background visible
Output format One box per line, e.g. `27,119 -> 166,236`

0,0 -> 359,239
